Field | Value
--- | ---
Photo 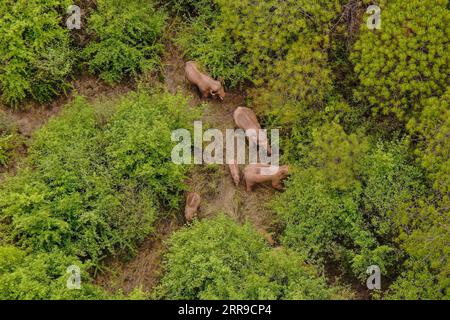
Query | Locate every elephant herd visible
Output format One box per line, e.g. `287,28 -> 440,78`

183,62 -> 290,223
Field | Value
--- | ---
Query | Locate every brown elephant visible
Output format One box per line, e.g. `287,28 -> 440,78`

228,159 -> 240,186
233,106 -> 271,154
185,61 -> 225,101
185,192 -> 201,223
244,164 -> 289,192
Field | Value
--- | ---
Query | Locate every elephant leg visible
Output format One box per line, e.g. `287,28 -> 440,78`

246,180 -> 254,193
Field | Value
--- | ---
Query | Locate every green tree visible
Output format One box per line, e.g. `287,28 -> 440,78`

0,112 -> 20,167
274,123 -> 423,282
388,88 -> 450,299
351,0 -> 449,120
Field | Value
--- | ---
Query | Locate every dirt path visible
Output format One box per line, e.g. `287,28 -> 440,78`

164,44 -> 278,233
94,44 -> 280,294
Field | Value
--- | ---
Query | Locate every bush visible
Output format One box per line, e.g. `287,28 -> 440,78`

0,0 -> 76,106
83,0 -> 167,84
407,88 -> 450,195
351,0 -> 450,120
0,112 -> 19,167
0,91 -> 195,265
273,123 -> 424,281
360,140 -> 425,241
387,196 -> 450,300
159,0 -> 216,18
0,246 -> 110,300
388,88 -> 450,299
156,215 -> 342,300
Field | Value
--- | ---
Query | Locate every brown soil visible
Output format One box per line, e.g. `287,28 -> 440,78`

0,74 -> 134,137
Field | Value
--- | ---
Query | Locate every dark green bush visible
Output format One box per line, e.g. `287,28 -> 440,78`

83,0 -> 167,84
0,246 -> 108,300
0,112 -> 20,167
159,0 -> 215,18
156,214 -> 345,300
0,0 -> 76,106
387,88 -> 450,299
351,0 -> 449,120
0,245 -> 149,299
0,91 -> 194,265
273,123 -> 424,281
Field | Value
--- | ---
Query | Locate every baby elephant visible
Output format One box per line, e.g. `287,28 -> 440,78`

185,192 -> 201,223
244,164 -> 289,192
228,159 -> 240,186
185,61 -> 225,101
233,107 -> 271,155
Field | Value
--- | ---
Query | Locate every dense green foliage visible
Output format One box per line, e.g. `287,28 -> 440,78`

0,0 -> 75,106
0,91 -> 194,273
83,0 -> 167,84
351,0 -> 449,120
0,112 -> 19,167
0,0 -> 168,107
387,88 -> 450,299
0,0 -> 448,301
0,246 -> 109,299
157,215 -> 345,300
273,124 -> 424,280
160,0 -> 215,18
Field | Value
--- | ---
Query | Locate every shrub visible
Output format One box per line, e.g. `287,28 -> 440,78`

0,0 -> 76,106
388,88 -> 450,299
273,123 -> 424,281
307,122 -> 369,191
360,140 -> 425,241
156,215 -> 342,300
83,0 -> 167,84
0,246 -> 110,300
0,91 -> 195,265
103,91 -> 195,209
0,112 -> 19,167
159,0 -> 216,18
351,0 -> 450,120
407,88 -> 450,195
